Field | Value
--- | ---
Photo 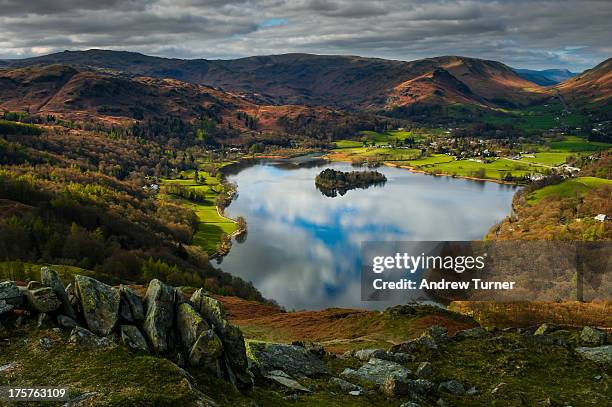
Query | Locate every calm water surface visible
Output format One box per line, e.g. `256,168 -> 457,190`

220,158 -> 517,310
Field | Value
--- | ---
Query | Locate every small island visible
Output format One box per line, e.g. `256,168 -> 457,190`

315,168 -> 387,197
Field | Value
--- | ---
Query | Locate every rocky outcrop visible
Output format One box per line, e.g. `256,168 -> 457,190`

580,326 -> 607,346
176,302 -> 209,350
121,325 -> 149,352
575,345 -> 612,365
0,269 -> 256,393
142,279 -> 175,353
74,275 -> 120,336
40,267 -> 76,319
341,357 -> 411,386
0,281 -> 22,314
191,289 -> 253,391
246,341 -> 329,378
188,329 -> 223,375
119,285 -> 145,322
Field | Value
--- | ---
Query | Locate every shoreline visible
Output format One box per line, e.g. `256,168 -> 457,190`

323,153 -> 520,186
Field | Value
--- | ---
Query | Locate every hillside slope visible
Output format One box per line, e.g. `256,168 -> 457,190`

556,58 -> 612,105
4,50 -> 552,110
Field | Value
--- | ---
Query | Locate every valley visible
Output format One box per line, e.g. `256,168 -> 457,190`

0,48 -> 611,406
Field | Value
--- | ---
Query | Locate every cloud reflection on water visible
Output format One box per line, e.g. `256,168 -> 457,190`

222,161 -> 517,310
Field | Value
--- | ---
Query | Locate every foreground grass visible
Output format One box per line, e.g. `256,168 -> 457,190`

526,176 -> 612,204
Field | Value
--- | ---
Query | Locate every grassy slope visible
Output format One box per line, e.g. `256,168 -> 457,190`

160,171 -> 237,254
527,177 -> 612,204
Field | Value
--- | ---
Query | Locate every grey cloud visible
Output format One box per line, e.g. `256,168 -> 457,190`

0,0 -> 609,71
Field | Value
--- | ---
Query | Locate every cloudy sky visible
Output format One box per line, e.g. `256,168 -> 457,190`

1,0 -> 610,71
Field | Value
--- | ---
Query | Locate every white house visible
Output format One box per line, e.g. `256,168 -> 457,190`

595,214 -> 608,222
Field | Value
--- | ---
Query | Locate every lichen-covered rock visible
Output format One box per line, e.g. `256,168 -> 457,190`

142,279 -> 175,353
329,377 -> 362,392
119,285 -> 145,322
74,275 -> 120,336
534,323 -> 559,336
176,302 -> 209,349
580,326 -> 607,346
416,361 -> 433,378
575,345 -> 612,365
382,377 -> 434,398
221,323 -> 254,391
189,329 -> 223,374
190,289 -> 226,328
246,341 -> 329,378
438,380 -> 466,395
454,327 -> 489,339
25,287 -> 62,313
341,358 -> 411,386
191,290 -> 253,390
0,300 -> 12,315
121,325 -> 149,352
27,281 -> 44,290
41,267 -> 76,319
354,348 -> 387,361
265,370 -> 311,392
69,326 -> 114,349
0,281 -> 23,309
57,314 -> 78,329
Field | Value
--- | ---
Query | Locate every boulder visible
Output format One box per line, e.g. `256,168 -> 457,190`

176,302 -> 209,349
188,329 -> 223,375
25,287 -> 61,313
119,285 -> 145,322
190,289 -> 226,328
57,314 -> 78,329
0,300 -> 13,315
40,267 -> 76,319
0,281 -> 23,309
354,348 -> 387,361
454,327 -> 489,339
534,323 -> 559,336
27,281 -> 44,290
416,361 -> 433,378
121,325 -> 149,352
246,341 -> 329,378
265,370 -> 311,392
69,326 -> 114,349
341,358 -> 412,386
575,345 -> 612,365
438,380 -> 465,395
382,377 -> 433,398
580,326 -> 607,346
329,377 -> 362,392
422,325 -> 449,341
142,279 -> 175,353
74,275 -> 120,336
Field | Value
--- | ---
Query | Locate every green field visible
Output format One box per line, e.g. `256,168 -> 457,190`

329,146 -> 422,161
547,136 -> 611,152
527,177 -> 612,204
411,157 -> 547,180
161,173 -> 237,254
516,152 -> 572,167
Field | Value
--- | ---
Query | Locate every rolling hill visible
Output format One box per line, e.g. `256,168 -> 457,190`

555,58 -> 612,105
3,50 -> 555,111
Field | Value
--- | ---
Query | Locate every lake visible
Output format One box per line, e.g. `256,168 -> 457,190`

220,158 -> 518,310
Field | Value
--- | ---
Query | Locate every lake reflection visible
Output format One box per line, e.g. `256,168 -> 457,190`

220,158 -> 517,310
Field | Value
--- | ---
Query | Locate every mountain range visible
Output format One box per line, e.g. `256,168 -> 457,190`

512,68 -> 576,86
1,50 -> 610,134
